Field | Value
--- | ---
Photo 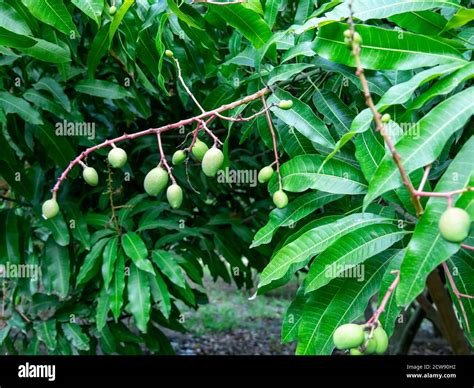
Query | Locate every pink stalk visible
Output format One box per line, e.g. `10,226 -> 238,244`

156,131 -> 176,185
261,95 -> 282,191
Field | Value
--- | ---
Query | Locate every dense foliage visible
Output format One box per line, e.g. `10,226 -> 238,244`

0,0 -> 473,355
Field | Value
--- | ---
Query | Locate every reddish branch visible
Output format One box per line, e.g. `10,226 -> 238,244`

261,95 -> 282,191
51,87 -> 269,194
156,130 -> 176,185
366,270 -> 400,333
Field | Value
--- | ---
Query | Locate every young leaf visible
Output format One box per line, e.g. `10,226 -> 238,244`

126,263 -> 151,333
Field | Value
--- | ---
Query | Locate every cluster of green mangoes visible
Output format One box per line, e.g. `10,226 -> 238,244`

333,323 -> 389,355
41,138 -> 228,218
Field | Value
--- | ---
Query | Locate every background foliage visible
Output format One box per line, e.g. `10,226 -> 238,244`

0,0 -> 473,355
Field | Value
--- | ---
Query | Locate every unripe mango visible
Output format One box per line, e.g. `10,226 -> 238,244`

108,147 -> 127,168
144,167 -> 168,196
373,327 -> 389,354
349,348 -> 364,356
381,113 -> 391,123
165,49 -> 174,58
333,324 -> 365,350
273,190 -> 288,209
83,166 -> 99,186
42,199 -> 60,219
192,139 -> 209,161
439,207 -> 471,243
363,334 -> 377,354
172,150 -> 186,165
167,184 -> 183,209
109,5 -> 117,15
202,147 -> 224,177
258,166 -> 274,184
278,100 -> 293,110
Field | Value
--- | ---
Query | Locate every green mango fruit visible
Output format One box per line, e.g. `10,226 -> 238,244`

363,334 -> 377,354
109,5 -> 117,15
165,49 -> 174,58
373,327 -> 389,354
42,199 -> 60,219
191,139 -> 209,161
272,190 -> 288,209
167,184 -> 183,209
381,113 -> 391,123
333,324 -> 365,350
349,348 -> 364,356
258,166 -> 274,184
202,147 -> 224,177
172,150 -> 186,165
438,207 -> 471,243
83,166 -> 99,186
144,167 -> 168,196
278,100 -> 293,110
108,147 -> 127,168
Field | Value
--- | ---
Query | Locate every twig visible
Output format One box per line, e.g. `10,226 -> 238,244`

261,95 -> 282,191
106,165 -> 120,234
156,130 -> 176,185
417,164 -> 431,192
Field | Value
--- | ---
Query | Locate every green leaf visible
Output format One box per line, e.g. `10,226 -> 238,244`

281,285 -> 306,343
20,38 -> 71,63
109,250 -> 125,320
267,64 -> 314,86
396,137 -> 474,306
38,124 -> 75,169
75,80 -> 133,99
251,191 -> 342,248
0,26 -> 36,48
96,287 -> 109,332
87,24 -> 109,78
443,7 -> 474,31
0,2 -> 32,35
281,41 -> 316,63
42,211 -> 70,246
297,0 -> 460,33
0,91 -> 42,124
22,0 -> 78,36
351,62 -> 464,136
152,250 -> 186,288
72,0 -> 103,26
167,0 -> 204,30
102,236 -> 119,289
23,89 -> 67,117
354,128 -> 385,182
33,77 -> 71,112
264,0 -> 282,29
62,323 -> 90,351
126,263 -> 151,333
257,213 -> 393,292
267,89 -> 335,148
268,154 -> 367,195
210,4 -> 272,48
43,237 -> 70,299
406,62 -> 474,113
121,232 -> 155,275
315,22 -> 466,71
109,0 -> 135,45
446,251 -> 474,345
63,203 -> 91,250
312,88 -> 355,136
34,320 -> 57,351
364,87 -> 474,207
304,223 -> 406,293
76,238 -> 110,286
389,11 -> 447,35
149,272 -> 171,319
296,251 -> 397,355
